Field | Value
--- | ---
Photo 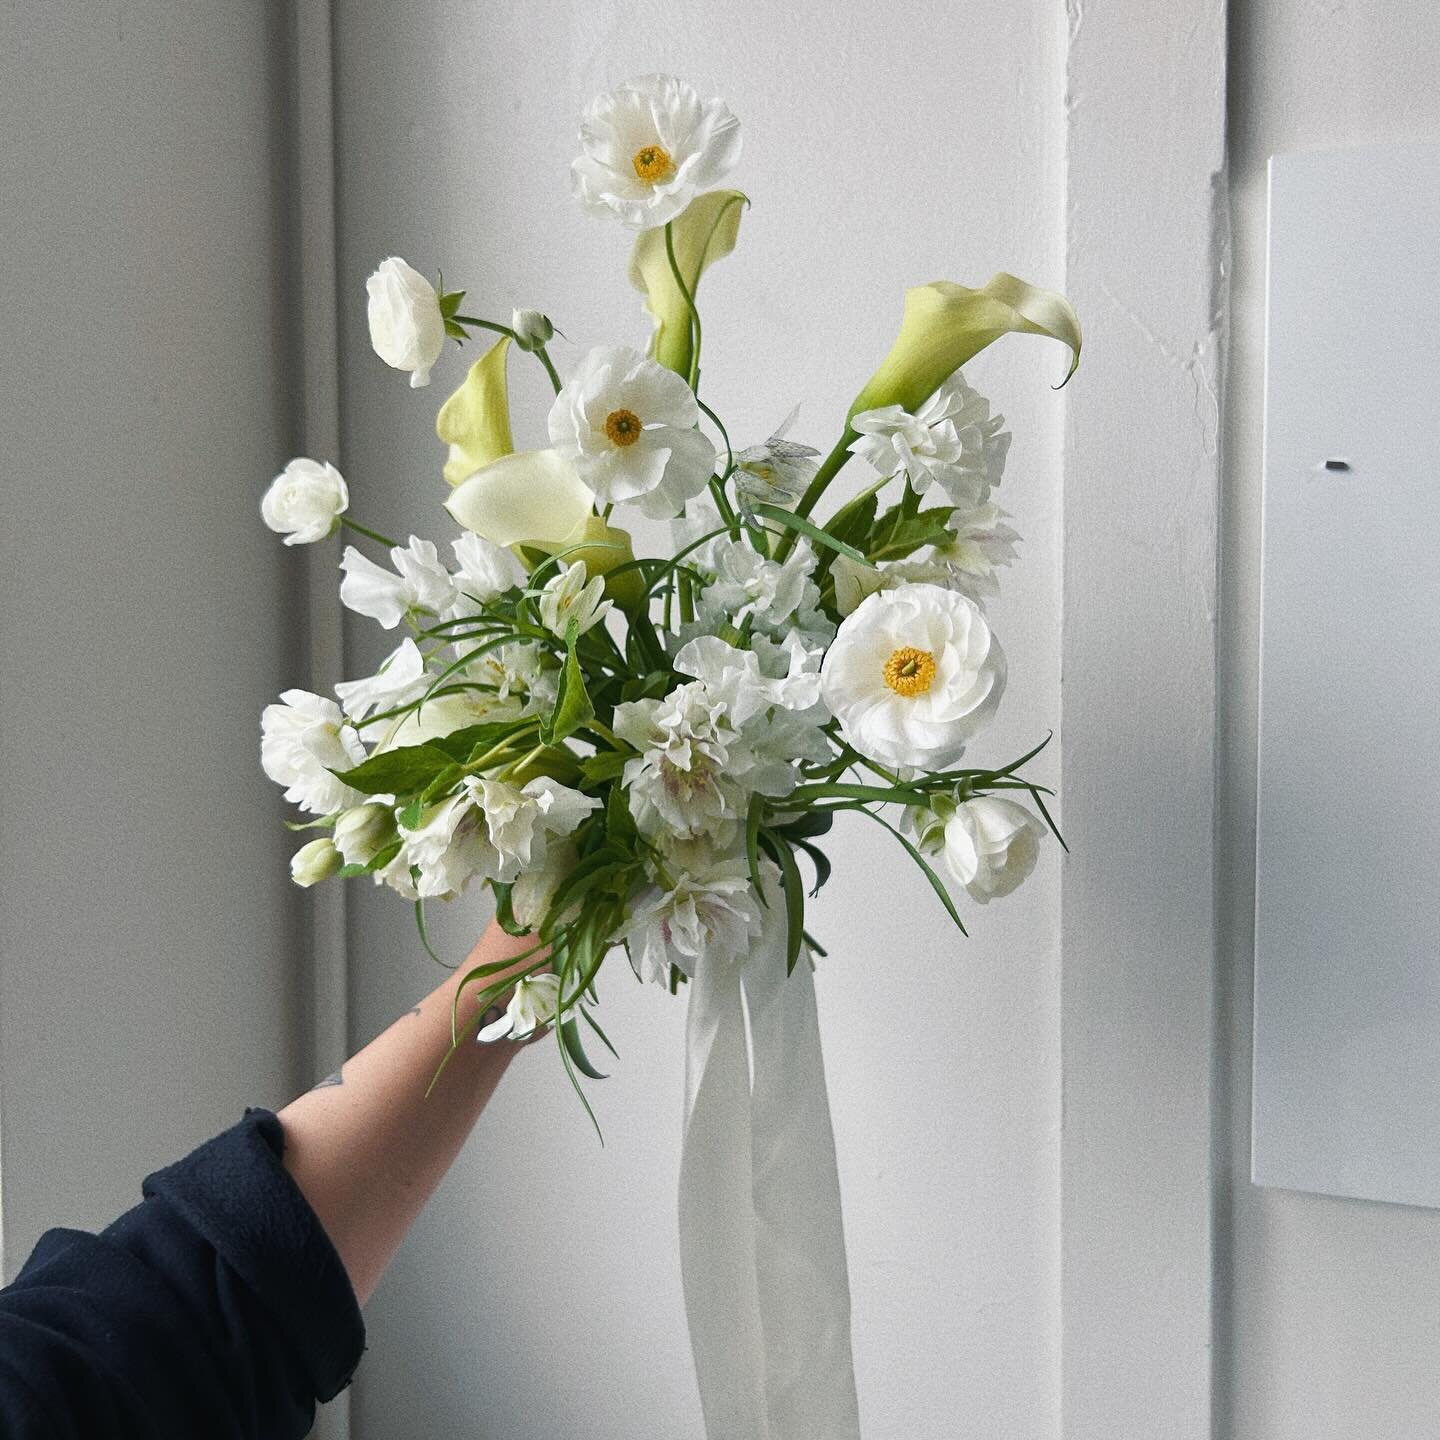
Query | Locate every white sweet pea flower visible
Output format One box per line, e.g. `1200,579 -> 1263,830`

448,532 -> 524,614
571,73 -> 742,230
334,638 -> 429,721
538,559 -> 612,639
478,974 -> 563,1042
849,372 -> 1010,507
675,634 -> 822,720
290,837 -> 342,887
366,257 -> 445,387
334,802 -> 396,867
339,538 -> 456,628
819,584 -> 1006,771
734,407 -> 819,510
697,537 -> 821,635
926,502 -> 1021,602
511,308 -> 554,351
261,459 -> 348,545
261,690 -> 367,815
623,860 -> 763,985
940,796 -> 1044,903
548,346 -> 714,517
472,775 -> 599,879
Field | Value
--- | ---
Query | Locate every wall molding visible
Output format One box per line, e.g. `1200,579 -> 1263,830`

1059,1 -> 1228,1435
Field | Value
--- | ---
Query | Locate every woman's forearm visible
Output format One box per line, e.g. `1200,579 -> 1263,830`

277,921 -> 538,1305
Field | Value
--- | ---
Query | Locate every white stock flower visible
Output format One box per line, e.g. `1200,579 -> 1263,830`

849,372 -> 1010,507
261,459 -> 348,545
478,974 -> 563,1042
538,559 -> 612,639
473,776 -> 599,878
334,802 -> 396,867
511,308 -> 554,351
290,837 -> 342,887
339,538 -> 456,628
734,407 -> 819,510
334,638 -> 429,721
941,796 -> 1043,903
261,690 -> 367,815
624,860 -> 763,985
571,73 -> 742,230
366,257 -> 445,387
820,584 -> 1006,770
548,346 -> 714,517
448,532 -> 524,615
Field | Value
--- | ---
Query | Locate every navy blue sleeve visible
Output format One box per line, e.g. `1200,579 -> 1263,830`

0,1108 -> 365,1439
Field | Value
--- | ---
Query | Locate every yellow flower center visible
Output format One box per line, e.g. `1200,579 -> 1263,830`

632,144 -> 675,183
883,646 -> 936,697
604,408 -> 643,447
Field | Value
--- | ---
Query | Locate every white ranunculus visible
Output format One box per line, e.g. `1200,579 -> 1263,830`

849,371 -> 1010,507
941,796 -> 1044,903
261,458 -> 348,545
478,973 -> 563,1043
473,775 -> 599,879
366,257 -> 446,387
334,638 -> 429,721
334,802 -> 396,867
571,73 -> 742,230
261,690 -> 367,815
339,538 -> 456,628
623,860 -> 763,985
291,837 -> 342,887
511,308 -> 554,351
538,559 -> 611,639
548,345 -> 714,517
819,583 -> 1006,770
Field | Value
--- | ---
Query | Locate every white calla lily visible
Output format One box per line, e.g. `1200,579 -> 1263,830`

445,448 -> 595,551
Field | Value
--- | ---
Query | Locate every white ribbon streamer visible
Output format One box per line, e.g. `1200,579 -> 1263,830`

678,885 -> 861,1439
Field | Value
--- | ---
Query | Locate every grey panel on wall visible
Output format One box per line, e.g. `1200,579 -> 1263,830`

1253,143 -> 1440,1208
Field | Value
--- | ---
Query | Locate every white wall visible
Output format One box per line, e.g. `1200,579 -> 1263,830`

1220,2 -> 1440,1436
330,3 -> 1067,1436
0,5 -> 309,1272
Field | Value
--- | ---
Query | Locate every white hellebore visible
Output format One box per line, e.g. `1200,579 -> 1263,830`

339,537 -> 455,629
478,974 -> 563,1043
538,560 -> 612,639
571,73 -> 742,230
849,371 -> 1011,507
261,458 -> 348,545
261,690 -> 366,816
820,584 -> 1006,771
366,257 -> 445,387
624,860 -> 764,986
942,796 -> 1044,903
549,346 -> 714,517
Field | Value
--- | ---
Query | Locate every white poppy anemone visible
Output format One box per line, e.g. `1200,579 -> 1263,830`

819,584 -> 1006,771
548,346 -> 714,517
571,74 -> 742,230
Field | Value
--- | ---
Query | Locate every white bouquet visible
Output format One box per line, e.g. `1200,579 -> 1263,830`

260,72 -> 1080,1433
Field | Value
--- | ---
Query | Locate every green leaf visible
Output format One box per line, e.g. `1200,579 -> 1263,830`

490,881 -> 529,936
580,1005 -> 620,1061
332,742 -> 456,796
559,1016 -> 608,1080
775,810 -> 835,841
767,835 -> 807,976
541,634 -> 595,745
414,890 -> 448,965
780,781 -> 932,809
749,502 -> 869,563
792,837 -> 833,896
745,795 -> 767,902
826,491 -> 879,553
580,749 -> 629,785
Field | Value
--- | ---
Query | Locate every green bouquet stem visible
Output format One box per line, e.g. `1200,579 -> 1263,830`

774,432 -> 857,561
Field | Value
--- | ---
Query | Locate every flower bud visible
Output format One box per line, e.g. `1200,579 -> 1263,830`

334,803 -> 396,867
366,257 -> 446,388
261,459 -> 348,546
291,837 -> 342,888
511,309 -> 554,351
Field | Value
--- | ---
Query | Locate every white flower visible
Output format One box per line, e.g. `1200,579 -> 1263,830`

548,345 -> 714,517
734,407 -> 819,510
334,802 -> 396,867
401,792 -> 499,899
334,638 -> 429,721
458,641 -> 556,718
623,860 -> 763,985
375,691 -> 518,753
925,501 -> 1021,602
675,634 -> 822,721
537,559 -> 612,639
849,372 -> 1010,507
261,690 -> 367,815
448,532 -> 524,615
366,257 -> 445,387
290,837 -> 342,887
261,459 -> 348,545
819,584 -> 1006,770
511,308 -> 554,351
445,449 -> 597,550
697,537 -> 821,635
339,537 -> 455,628
472,775 -> 599,879
941,796 -> 1043,903
478,974 -> 563,1043
571,73 -> 742,230
510,838 -> 580,932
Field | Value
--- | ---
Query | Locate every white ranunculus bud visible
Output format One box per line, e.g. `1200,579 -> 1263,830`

291,837 -> 342,887
511,308 -> 554,352
261,459 -> 348,545
366,257 -> 446,387
334,803 -> 396,867
942,796 -> 1044,904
